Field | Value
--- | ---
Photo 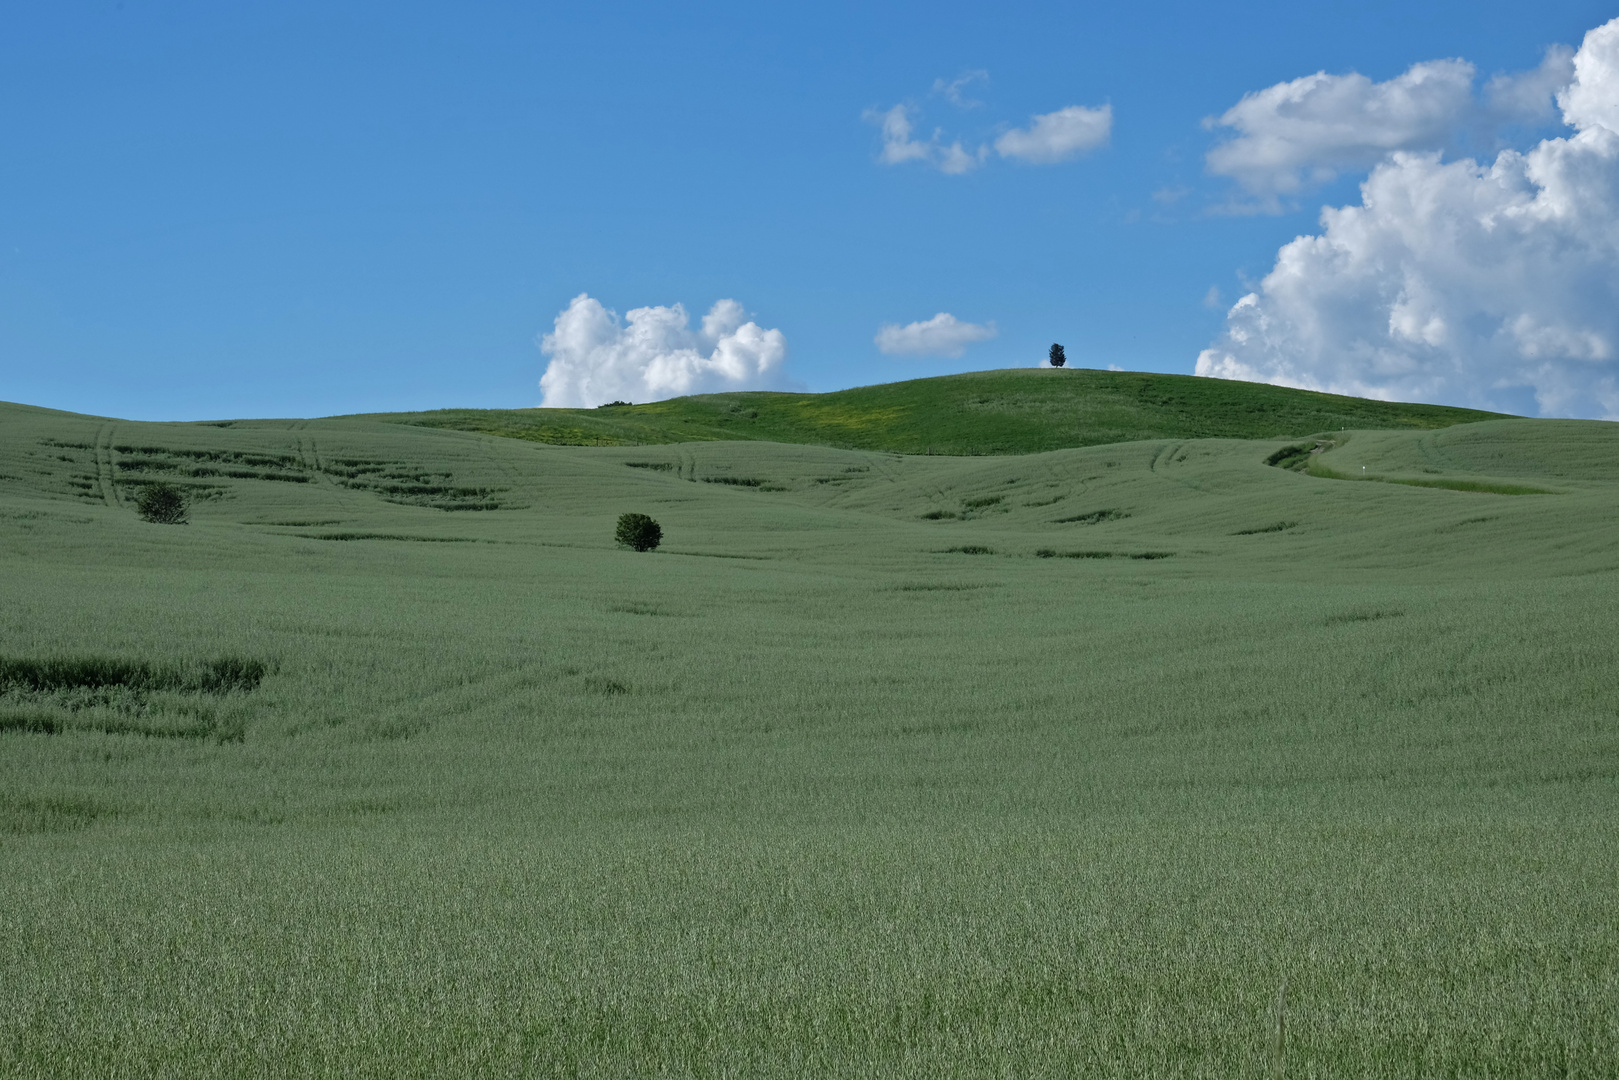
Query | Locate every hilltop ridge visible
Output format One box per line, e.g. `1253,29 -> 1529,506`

351,367 -> 1510,455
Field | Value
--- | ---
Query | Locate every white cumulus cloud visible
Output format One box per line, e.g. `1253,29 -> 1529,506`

539,294 -> 787,408
1205,59 -> 1477,203
995,104 -> 1112,163
875,313 -> 997,358
1196,17 -> 1619,421
1205,47 -> 1576,209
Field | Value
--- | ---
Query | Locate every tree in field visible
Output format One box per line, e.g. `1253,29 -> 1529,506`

1048,343 -> 1067,368
615,512 -> 662,552
136,483 -> 188,525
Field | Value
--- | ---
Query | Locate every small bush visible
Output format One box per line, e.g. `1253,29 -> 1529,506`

615,513 -> 662,552
136,483 -> 187,524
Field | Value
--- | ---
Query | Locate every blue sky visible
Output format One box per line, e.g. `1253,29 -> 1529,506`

3,1 -> 1615,420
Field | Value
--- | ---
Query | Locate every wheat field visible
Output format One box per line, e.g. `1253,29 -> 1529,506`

2,399 -> 1616,1076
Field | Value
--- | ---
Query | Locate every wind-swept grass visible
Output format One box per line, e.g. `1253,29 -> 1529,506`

1,398 -> 1617,1075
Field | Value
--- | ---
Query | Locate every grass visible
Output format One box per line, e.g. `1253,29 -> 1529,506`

0,653 -> 266,742
0,654 -> 265,693
351,367 -> 1510,455
1,396 -> 1617,1075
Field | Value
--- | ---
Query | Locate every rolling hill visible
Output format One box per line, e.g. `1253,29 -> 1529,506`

353,367 -> 1509,455
2,391 -> 1616,1076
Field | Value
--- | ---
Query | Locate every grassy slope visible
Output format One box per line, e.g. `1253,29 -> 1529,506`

354,367 -> 1509,454
2,402 -> 1617,1076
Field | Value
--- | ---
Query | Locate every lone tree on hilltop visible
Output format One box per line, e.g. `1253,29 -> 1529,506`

615,512 -> 662,552
1048,343 -> 1067,368
136,482 -> 188,525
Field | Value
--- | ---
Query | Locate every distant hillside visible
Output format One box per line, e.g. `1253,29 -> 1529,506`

353,368 -> 1510,455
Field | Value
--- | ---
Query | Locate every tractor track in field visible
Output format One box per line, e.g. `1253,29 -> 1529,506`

93,423 -> 120,508
293,427 -> 358,511
1148,441 -> 1179,475
1149,441 -> 1203,491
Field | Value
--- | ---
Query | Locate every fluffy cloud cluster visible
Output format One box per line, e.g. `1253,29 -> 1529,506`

875,313 -> 997,358
1206,48 -> 1574,208
539,294 -> 787,408
1197,18 -> 1619,420
866,79 -> 1110,175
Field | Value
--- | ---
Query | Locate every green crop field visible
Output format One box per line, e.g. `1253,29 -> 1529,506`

356,367 -> 1508,455
1,378 -> 1616,1077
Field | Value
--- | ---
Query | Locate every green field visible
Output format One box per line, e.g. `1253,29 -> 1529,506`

2,383 -> 1616,1077
357,367 -> 1507,454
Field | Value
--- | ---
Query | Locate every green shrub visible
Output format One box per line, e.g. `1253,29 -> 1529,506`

136,483 -> 188,524
614,513 -> 662,552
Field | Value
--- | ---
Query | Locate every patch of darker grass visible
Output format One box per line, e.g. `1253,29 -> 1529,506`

1053,509 -> 1126,525
664,551 -> 771,560
0,793 -> 108,835
961,495 -> 1004,509
1234,521 -> 1298,535
0,655 -> 266,694
936,545 -> 994,555
702,476 -> 766,487
297,532 -> 480,543
607,602 -> 686,616
920,510 -> 958,520
332,798 -> 397,816
115,446 -> 301,469
1033,549 -> 1172,560
1265,444 -> 1315,471
0,708 -> 63,734
360,717 -> 432,741
625,461 -> 677,471
1437,516 -> 1498,532
894,719 -> 980,736
77,708 -> 230,741
887,582 -> 998,592
1305,460 -> 1557,494
1325,608 -> 1405,626
583,676 -> 630,695
1378,476 -> 1554,495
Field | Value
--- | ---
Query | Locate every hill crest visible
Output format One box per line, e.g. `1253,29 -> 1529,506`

349,367 -> 1510,456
